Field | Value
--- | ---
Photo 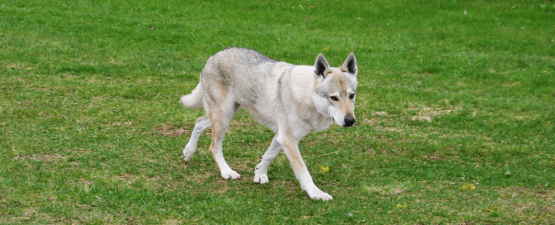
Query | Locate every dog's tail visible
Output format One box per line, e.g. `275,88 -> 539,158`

180,82 -> 204,109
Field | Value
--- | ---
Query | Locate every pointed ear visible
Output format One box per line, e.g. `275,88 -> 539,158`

314,53 -> 330,78
341,52 -> 357,75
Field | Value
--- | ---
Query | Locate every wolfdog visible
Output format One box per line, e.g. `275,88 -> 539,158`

179,47 -> 358,200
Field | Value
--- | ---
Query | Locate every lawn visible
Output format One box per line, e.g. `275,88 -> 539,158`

1,0 -> 554,223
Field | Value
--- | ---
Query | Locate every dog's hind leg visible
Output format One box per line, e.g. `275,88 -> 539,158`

182,116 -> 212,162
207,100 -> 241,180
253,134 -> 281,184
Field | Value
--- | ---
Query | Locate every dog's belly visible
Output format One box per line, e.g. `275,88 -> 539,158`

252,116 -> 279,132
240,105 -> 279,132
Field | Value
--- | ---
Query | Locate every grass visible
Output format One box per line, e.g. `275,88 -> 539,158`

1,0 -> 554,223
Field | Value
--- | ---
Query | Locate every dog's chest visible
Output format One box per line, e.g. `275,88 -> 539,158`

292,106 -> 333,134
307,113 -> 333,132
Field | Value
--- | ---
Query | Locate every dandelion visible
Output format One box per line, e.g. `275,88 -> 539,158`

488,205 -> 498,213
396,204 -> 406,208
317,164 -> 329,173
462,183 -> 476,191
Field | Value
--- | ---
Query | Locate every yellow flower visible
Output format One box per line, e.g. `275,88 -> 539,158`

318,164 -> 329,173
323,47 -> 329,51
488,205 -> 498,213
396,204 -> 406,208
462,183 -> 476,191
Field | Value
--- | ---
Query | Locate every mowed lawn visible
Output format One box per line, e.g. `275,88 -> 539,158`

1,0 -> 554,223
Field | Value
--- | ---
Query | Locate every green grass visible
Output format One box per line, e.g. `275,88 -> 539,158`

1,0 -> 554,223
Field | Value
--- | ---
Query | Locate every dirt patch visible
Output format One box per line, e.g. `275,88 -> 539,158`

409,105 -> 461,115
162,220 -> 182,225
9,217 -> 31,222
363,182 -> 412,196
6,63 -> 32,70
420,106 -> 460,116
422,153 -> 441,160
114,173 -> 135,182
39,154 -> 68,161
406,105 -> 462,122
372,111 -> 388,116
375,126 -> 405,133
502,82 -> 521,87
108,58 -> 127,66
363,118 -> 380,126
155,125 -> 188,137
13,155 -> 33,160
109,121 -> 133,127
421,146 -> 457,161
23,207 -> 36,216
13,154 -> 68,161
411,116 -> 432,122
79,179 -> 94,186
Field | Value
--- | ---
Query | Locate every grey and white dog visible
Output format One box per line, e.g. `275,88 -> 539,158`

180,47 -> 358,200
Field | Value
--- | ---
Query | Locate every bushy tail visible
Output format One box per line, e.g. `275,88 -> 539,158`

180,83 -> 204,109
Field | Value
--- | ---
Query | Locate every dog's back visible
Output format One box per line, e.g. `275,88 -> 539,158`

198,47 -> 294,131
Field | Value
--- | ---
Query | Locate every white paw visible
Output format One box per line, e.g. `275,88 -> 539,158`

253,172 -> 269,184
182,147 -> 195,161
221,170 -> 241,180
308,188 -> 333,201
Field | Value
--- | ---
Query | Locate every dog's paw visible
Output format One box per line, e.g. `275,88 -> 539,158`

221,170 -> 241,180
182,154 -> 191,162
253,172 -> 269,184
182,147 -> 195,162
308,188 -> 333,201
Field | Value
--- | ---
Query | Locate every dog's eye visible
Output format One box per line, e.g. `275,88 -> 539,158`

349,94 -> 355,99
330,96 -> 339,101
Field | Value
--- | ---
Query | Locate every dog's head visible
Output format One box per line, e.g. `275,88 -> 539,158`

313,53 -> 358,127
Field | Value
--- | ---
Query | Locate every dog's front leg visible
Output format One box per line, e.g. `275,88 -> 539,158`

278,135 -> 333,201
254,135 -> 281,184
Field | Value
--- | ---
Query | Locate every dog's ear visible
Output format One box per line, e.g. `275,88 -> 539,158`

341,52 -> 357,75
314,54 -> 330,79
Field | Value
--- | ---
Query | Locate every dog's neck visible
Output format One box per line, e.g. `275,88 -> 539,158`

288,73 -> 334,133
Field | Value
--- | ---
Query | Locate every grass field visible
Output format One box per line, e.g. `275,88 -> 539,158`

1,0 -> 554,223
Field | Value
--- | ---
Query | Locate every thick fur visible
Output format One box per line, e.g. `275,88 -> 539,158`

180,47 -> 358,201
179,83 -> 203,109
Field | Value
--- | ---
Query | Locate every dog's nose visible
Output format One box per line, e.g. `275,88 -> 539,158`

344,114 -> 355,127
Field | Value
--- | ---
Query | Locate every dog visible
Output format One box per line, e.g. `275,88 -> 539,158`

179,47 -> 358,200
